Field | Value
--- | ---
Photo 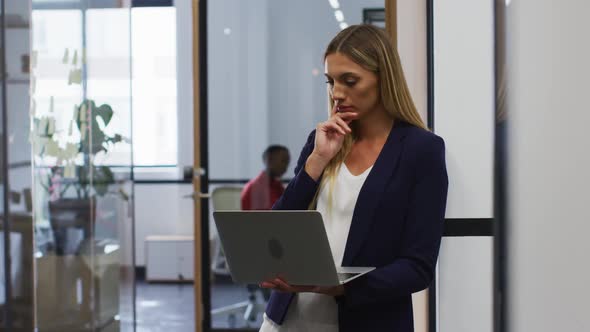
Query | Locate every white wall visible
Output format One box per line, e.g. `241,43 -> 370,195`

207,0 -> 271,180
175,0 -> 194,168
134,183 -> 194,266
507,1 -> 590,331
438,237 -> 493,331
432,1 -> 494,332
434,0 -> 494,219
397,0 -> 428,122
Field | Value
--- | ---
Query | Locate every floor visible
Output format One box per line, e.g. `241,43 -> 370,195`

134,282 -> 195,332
132,277 -> 266,331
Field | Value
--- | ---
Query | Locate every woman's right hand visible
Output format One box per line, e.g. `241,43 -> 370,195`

260,277 -> 344,296
305,108 -> 358,180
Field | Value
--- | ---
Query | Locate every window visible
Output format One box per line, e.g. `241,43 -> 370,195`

131,7 -> 178,167
32,4 -> 179,168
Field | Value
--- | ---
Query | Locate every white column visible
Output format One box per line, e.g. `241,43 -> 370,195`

507,1 -> 590,331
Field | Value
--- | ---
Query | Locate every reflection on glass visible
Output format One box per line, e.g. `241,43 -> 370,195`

31,1 -> 134,331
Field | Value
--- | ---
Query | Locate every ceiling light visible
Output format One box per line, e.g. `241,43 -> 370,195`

329,0 -> 340,9
334,10 -> 344,22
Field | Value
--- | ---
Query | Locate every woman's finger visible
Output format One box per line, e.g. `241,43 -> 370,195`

333,116 -> 352,133
325,117 -> 352,135
259,281 -> 276,289
322,121 -> 347,136
266,283 -> 289,292
273,278 -> 315,293
330,103 -> 339,115
273,278 -> 294,292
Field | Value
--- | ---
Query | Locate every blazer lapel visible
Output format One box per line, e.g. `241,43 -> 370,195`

341,121 -> 409,266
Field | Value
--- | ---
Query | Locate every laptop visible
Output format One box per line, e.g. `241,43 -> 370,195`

212,210 -> 375,286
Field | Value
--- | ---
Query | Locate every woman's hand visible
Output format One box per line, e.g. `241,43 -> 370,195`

260,277 -> 345,296
305,106 -> 358,180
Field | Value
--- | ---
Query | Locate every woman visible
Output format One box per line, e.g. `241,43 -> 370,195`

260,24 -> 448,332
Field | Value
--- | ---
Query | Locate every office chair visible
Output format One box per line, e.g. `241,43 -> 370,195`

209,186 -> 267,328
209,186 -> 240,276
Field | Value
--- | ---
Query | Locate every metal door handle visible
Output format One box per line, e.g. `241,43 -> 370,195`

183,192 -> 211,199
193,167 -> 206,179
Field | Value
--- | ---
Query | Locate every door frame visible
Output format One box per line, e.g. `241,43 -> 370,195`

192,0 -> 210,330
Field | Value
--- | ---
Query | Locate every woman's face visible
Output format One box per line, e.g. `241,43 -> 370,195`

324,52 -> 381,119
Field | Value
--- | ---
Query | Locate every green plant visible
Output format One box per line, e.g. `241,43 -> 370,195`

34,99 -> 128,200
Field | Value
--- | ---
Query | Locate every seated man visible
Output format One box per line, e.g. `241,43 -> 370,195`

241,145 -> 290,210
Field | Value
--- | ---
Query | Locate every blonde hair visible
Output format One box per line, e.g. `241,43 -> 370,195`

310,24 -> 426,209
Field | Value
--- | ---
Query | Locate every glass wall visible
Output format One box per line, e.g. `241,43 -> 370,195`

206,0 -> 384,329
30,0 -> 135,331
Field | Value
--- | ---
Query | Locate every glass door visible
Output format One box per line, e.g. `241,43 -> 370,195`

30,0 -> 135,331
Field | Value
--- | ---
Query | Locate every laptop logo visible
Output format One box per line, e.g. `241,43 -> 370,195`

268,238 -> 283,259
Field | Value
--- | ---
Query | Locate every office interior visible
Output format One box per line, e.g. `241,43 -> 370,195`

0,0 -> 587,331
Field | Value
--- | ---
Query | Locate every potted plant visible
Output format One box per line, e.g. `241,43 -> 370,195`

34,99 -> 128,254
33,98 -> 130,330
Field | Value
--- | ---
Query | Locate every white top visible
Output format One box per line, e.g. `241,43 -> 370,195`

260,163 -> 372,331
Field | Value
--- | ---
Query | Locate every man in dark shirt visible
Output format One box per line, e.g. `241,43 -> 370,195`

241,145 -> 290,210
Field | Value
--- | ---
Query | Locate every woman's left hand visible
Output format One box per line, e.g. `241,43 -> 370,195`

260,277 -> 345,296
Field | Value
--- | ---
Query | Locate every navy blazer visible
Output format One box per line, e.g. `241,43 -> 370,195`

265,120 -> 448,332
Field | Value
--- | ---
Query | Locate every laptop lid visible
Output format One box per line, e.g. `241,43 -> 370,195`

213,210 -> 342,286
